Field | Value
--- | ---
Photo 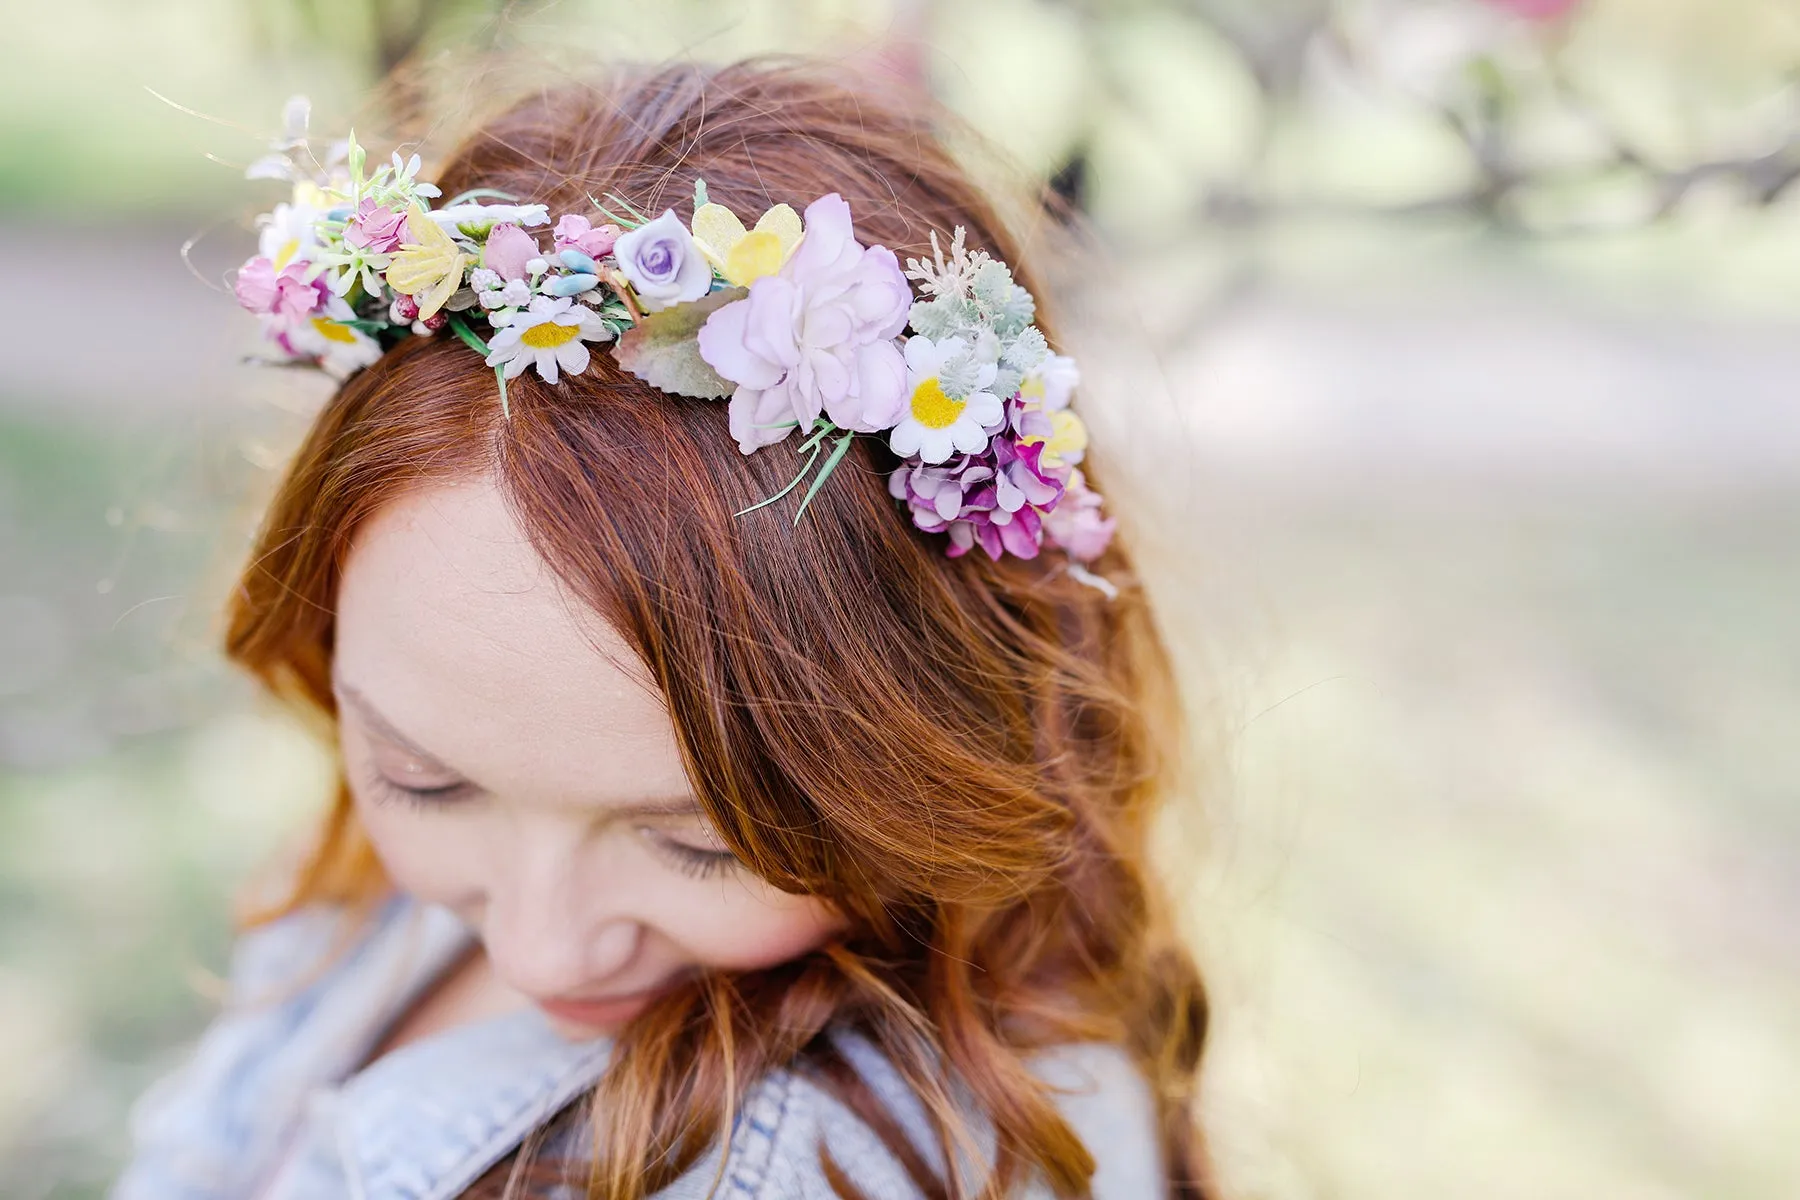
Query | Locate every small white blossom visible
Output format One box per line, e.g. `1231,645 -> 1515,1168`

484,296 -> 613,384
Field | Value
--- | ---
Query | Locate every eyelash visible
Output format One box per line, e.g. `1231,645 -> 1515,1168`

363,770 -> 468,810
645,830 -> 739,880
360,771 -> 737,879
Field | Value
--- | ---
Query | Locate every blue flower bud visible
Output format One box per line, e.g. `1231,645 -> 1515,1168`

546,272 -> 600,297
558,249 -> 598,274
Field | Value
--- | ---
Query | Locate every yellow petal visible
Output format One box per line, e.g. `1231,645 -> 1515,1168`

1034,409 -> 1089,469
386,204 -> 468,317
690,202 -> 747,271
723,230 -> 786,287
752,203 -> 803,260
416,265 -> 463,320
292,181 -> 329,209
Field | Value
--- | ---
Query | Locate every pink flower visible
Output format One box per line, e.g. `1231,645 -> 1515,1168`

1042,471 -> 1116,563
553,214 -> 621,259
483,222 -> 540,282
234,255 -> 328,321
697,193 -> 911,454
1480,0 -> 1582,19
344,198 -> 407,253
889,439 -> 1066,561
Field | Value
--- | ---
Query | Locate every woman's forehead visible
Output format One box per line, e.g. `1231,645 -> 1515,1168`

333,475 -> 690,804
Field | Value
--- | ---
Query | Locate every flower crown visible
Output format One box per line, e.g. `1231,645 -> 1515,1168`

233,99 -> 1115,575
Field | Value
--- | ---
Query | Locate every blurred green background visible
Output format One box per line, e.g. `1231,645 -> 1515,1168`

3,1 -> 1799,1197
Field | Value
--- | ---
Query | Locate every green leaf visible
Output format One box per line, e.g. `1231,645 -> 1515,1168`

694,178 -> 710,209
610,287 -> 746,399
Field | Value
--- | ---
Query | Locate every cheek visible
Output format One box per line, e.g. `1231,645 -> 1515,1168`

653,885 -> 846,972
352,788 -> 485,904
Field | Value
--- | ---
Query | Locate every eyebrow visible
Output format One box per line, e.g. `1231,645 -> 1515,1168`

331,676 -> 703,818
333,678 -> 456,771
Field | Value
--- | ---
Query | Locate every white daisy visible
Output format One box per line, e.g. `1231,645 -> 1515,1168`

257,198 -> 320,270
888,336 -> 1002,465
283,296 -> 382,378
484,296 -> 612,384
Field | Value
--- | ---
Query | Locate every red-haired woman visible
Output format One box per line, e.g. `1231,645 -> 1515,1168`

114,60 -> 1215,1200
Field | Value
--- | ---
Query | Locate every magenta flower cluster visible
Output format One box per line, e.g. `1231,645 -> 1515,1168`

888,425 -> 1111,563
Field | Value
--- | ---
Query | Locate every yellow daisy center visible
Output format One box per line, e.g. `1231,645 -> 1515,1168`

520,320 -> 582,349
909,376 -> 966,430
310,317 -> 358,344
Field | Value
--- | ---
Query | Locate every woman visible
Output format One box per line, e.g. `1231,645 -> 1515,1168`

115,59 -> 1214,1199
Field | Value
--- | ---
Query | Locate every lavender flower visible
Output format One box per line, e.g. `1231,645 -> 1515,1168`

614,210 -> 711,312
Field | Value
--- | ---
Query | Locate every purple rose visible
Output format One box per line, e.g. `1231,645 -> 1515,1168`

613,210 -> 711,311
344,198 -> 407,253
697,193 -> 911,454
483,222 -> 540,283
553,213 -> 621,259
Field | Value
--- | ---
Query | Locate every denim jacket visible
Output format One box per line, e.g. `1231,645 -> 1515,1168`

111,896 -> 1164,1199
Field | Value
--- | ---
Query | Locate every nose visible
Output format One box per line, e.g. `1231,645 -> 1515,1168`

479,840 -> 642,999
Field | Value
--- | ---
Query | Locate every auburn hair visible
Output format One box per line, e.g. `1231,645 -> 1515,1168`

225,59 -> 1214,1200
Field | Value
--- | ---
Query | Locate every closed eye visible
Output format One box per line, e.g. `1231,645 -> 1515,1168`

641,827 -> 739,880
363,769 -> 472,809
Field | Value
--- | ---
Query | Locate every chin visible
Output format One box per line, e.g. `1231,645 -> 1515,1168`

535,992 -> 656,1039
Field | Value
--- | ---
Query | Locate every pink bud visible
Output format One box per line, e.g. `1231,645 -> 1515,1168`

421,311 -> 448,332
392,293 -> 421,321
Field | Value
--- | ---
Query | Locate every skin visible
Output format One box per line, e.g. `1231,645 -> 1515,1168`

332,473 -> 844,1046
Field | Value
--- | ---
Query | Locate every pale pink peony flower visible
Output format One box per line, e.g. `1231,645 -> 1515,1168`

483,223 -> 540,282
696,193 -> 911,454
553,214 -> 622,259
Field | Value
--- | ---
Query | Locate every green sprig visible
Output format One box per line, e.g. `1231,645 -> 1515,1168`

447,315 -> 511,419
794,433 -> 855,525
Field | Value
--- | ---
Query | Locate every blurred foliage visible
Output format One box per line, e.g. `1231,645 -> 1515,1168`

8,0 -> 1800,239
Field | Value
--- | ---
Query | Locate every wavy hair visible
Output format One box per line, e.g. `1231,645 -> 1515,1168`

225,59 -> 1214,1200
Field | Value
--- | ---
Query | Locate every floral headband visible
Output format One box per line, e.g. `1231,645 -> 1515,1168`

233,99 -> 1116,577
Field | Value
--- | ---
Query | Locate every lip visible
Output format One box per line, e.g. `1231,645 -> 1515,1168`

534,989 -> 660,1030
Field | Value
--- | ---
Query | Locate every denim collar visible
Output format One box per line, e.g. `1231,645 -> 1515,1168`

335,1005 -> 611,1200
321,899 -> 612,1200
